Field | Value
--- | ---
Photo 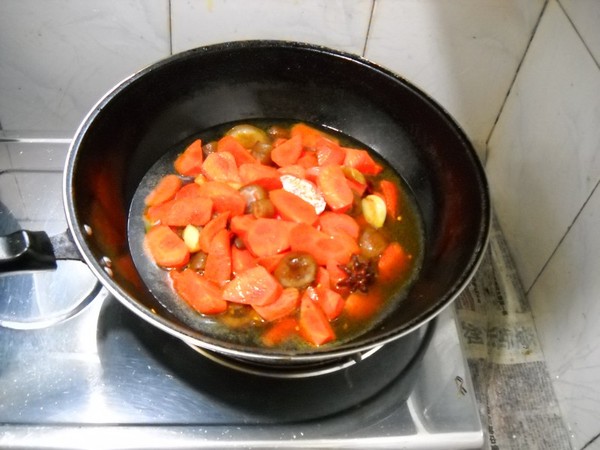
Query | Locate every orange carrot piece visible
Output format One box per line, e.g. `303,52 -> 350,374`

343,147 -> 383,175
239,163 -> 282,190
222,266 -> 282,306
257,252 -> 288,273
146,196 -> 213,227
229,214 -> 256,240
315,137 -> 346,166
288,223 -> 329,263
299,292 -> 335,345
217,135 -> 256,166
378,242 -> 410,282
170,269 -> 228,314
145,174 -> 182,206
326,259 -> 348,290
245,218 -> 292,257
344,287 -> 384,320
203,228 -> 232,285
196,181 -> 246,216
174,182 -> 202,199
318,211 -> 360,240
317,165 -> 354,213
317,287 -> 345,321
199,212 -> 230,253
174,139 -> 204,176
232,246 -> 258,275
261,317 -> 299,347
315,232 -> 359,266
296,151 -> 319,170
269,189 -> 318,225
270,135 -> 303,167
290,123 -> 338,148
144,225 -> 190,268
201,151 -> 241,185
379,179 -> 400,219
253,287 -> 300,321
287,223 -> 356,267
277,164 -> 306,179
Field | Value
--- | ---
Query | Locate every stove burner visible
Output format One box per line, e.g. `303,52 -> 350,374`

187,342 -> 385,378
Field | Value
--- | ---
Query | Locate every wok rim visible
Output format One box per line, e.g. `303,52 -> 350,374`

63,40 -> 491,362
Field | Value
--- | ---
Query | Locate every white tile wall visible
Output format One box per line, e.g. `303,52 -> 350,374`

487,0 -> 600,448
560,0 -> 600,65
170,0 -> 373,55
0,0 -> 170,132
487,0 -> 600,291
365,0 -> 545,158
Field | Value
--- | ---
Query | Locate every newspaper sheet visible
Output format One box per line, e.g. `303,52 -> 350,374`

455,217 -> 571,449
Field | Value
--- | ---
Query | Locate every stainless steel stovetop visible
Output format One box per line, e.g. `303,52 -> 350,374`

0,136 -> 483,449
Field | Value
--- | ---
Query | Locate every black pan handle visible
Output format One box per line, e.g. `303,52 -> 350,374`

0,229 -> 83,273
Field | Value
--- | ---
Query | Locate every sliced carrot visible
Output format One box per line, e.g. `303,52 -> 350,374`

203,228 -> 232,285
378,241 -> 410,282
232,246 -> 258,275
245,218 -> 292,257
379,179 -> 400,219
316,287 -> 345,320
315,137 -> 345,166
196,181 -> 246,216
144,225 -> 190,268
174,139 -> 204,176
316,165 -> 354,213
253,287 -> 300,321
296,151 -> 319,169
199,212 -> 230,253
222,266 -> 282,306
287,223 -> 356,267
299,292 -> 335,346
269,189 -> 318,225
201,151 -> 241,185
315,267 -> 330,291
229,214 -> 256,240
315,232 -> 359,266
278,164 -> 306,179
261,317 -> 299,347
145,174 -> 182,206
146,196 -> 213,227
238,163 -> 282,190
343,147 -> 383,175
344,287 -> 384,320
290,123 -> 338,148
270,135 -> 303,167
288,223 -> 329,260
327,259 -> 348,290
318,211 -> 360,240
170,269 -> 228,314
174,182 -> 202,199
257,252 -> 288,273
217,135 -> 256,166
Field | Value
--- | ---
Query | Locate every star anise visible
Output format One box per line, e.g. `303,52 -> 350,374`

336,254 -> 376,293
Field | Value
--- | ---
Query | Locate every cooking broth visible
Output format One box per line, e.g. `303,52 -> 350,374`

128,120 -> 424,351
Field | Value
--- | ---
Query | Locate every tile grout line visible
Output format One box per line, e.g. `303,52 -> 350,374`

527,171 -> 600,295
525,1 -> 600,295
168,0 -> 173,55
557,0 -> 600,72
361,0 -> 377,57
484,0 -> 549,158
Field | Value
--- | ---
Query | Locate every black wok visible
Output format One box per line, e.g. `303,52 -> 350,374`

0,41 -> 490,364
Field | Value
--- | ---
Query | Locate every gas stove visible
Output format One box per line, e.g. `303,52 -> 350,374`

0,135 -> 483,449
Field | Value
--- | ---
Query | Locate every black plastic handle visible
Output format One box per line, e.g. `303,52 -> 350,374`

0,229 -> 82,273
